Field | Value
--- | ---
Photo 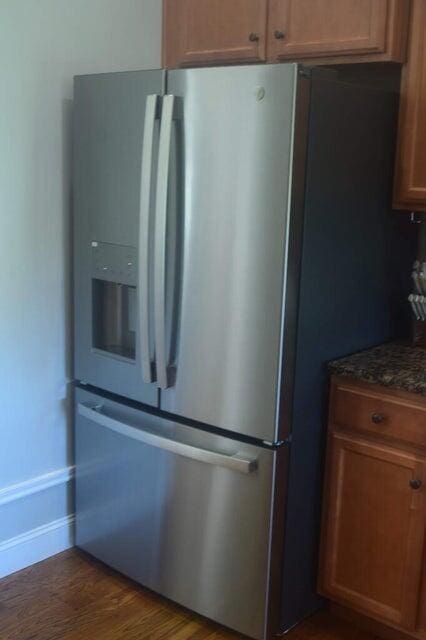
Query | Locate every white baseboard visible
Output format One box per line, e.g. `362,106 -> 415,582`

0,466 -> 75,506
0,466 -> 76,579
0,514 -> 75,579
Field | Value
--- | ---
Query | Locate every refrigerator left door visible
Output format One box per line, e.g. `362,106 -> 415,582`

75,386 -> 281,640
73,70 -> 165,405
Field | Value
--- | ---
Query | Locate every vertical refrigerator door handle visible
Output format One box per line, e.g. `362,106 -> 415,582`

139,94 -> 159,383
154,94 -> 175,389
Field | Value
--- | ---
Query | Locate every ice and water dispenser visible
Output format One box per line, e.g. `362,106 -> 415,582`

91,242 -> 137,361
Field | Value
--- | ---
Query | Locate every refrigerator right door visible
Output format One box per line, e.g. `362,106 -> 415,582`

161,64 -> 298,443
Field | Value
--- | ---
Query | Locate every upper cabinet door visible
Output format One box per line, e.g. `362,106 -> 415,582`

163,0 -> 268,68
394,0 -> 426,211
267,0 -> 409,63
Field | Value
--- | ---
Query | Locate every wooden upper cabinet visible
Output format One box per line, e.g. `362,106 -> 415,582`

163,0 -> 268,68
267,0 -> 410,63
319,432 -> 426,630
162,0 -> 409,68
394,0 -> 426,211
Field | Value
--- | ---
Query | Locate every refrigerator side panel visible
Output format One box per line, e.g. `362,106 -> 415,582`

73,70 -> 164,405
264,72 -> 312,639
280,79 -> 408,631
162,64 -> 298,443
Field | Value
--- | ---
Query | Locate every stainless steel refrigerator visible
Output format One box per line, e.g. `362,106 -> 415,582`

73,63 -> 404,639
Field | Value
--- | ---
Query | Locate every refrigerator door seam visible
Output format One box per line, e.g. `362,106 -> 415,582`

274,64 -> 299,443
154,94 -> 175,389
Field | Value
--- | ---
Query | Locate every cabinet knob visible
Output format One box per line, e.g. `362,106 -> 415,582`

248,32 -> 260,42
371,412 -> 385,424
274,30 -> 285,40
409,479 -> 422,490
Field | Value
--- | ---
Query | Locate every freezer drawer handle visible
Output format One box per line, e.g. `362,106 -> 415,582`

78,403 -> 258,475
139,94 -> 160,384
154,94 -> 175,390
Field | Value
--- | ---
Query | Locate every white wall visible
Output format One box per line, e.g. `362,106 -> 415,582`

0,0 -> 161,575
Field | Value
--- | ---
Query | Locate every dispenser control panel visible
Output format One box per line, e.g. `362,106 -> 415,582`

91,241 -> 137,286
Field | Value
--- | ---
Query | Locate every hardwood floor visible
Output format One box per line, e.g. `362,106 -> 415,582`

0,548 -> 377,640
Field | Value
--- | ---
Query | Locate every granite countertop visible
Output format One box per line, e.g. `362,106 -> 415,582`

329,343 -> 426,396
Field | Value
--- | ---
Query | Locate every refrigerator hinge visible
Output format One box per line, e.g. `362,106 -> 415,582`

298,66 -> 312,79
263,439 -> 288,447
410,211 -> 424,224
299,65 -> 338,81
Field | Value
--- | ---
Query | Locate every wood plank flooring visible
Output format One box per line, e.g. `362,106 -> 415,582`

0,548 -> 376,640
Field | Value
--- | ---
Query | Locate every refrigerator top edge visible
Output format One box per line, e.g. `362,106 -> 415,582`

73,62 -> 302,81
71,63 -> 338,88
73,68 -> 165,82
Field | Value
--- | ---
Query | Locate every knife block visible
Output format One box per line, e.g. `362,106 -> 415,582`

413,320 -> 426,348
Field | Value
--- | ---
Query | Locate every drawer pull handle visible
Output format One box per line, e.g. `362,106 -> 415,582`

371,413 -> 385,424
274,30 -> 285,40
409,479 -> 422,490
78,403 -> 258,475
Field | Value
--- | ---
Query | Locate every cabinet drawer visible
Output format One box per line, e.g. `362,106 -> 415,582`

331,381 -> 426,448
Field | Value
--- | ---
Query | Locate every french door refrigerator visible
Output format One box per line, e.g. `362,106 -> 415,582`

74,64 -> 399,639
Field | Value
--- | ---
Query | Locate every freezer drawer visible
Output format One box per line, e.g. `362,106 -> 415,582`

75,387 -> 280,639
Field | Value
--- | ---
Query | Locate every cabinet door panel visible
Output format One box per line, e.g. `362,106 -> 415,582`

268,0 -> 389,60
320,433 -> 426,630
163,0 -> 267,68
394,0 -> 426,210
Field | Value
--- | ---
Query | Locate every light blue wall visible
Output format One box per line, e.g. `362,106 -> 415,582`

0,0 -> 161,562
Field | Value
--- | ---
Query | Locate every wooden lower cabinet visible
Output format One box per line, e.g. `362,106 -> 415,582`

319,377 -> 426,638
